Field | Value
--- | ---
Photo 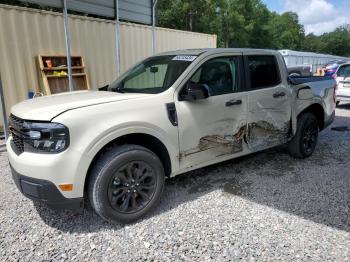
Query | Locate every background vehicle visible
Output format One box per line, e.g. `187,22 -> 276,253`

287,64 -> 313,77
323,60 -> 348,76
7,49 -> 336,224
334,62 -> 350,104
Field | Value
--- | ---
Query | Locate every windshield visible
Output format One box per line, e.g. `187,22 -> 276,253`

108,55 -> 196,94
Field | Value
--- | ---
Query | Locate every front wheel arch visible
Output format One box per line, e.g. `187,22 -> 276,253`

85,133 -> 172,193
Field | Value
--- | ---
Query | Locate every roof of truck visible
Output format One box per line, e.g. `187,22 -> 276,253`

157,48 -> 280,56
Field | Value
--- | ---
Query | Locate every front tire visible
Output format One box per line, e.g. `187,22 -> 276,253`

88,144 -> 165,224
288,112 -> 319,158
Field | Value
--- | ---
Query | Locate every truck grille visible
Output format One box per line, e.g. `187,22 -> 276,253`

9,114 -> 25,154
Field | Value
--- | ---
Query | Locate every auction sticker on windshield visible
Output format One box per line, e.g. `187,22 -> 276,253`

172,55 -> 197,62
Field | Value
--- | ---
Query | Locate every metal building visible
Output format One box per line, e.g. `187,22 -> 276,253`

279,49 -> 350,73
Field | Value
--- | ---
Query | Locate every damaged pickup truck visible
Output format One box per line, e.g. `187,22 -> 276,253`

7,49 -> 336,223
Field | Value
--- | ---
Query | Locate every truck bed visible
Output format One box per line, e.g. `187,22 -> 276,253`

289,76 -> 333,85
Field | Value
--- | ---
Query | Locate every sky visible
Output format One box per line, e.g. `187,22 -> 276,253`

261,0 -> 350,35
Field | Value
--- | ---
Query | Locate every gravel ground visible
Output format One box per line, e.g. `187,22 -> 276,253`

1,106 -> 350,261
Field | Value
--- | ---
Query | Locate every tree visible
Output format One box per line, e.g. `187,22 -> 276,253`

318,25 -> 350,56
157,0 -> 212,32
228,0 -> 272,48
157,0 -> 350,56
158,0 -> 272,48
268,12 -> 305,50
303,33 -> 321,53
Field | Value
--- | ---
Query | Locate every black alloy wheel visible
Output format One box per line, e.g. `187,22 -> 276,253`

288,112 -> 319,158
107,161 -> 157,214
88,144 -> 165,224
301,120 -> 318,155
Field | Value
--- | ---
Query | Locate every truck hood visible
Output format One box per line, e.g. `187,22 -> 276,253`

11,91 -> 148,121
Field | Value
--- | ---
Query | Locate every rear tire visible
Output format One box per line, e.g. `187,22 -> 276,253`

88,144 -> 165,224
288,112 -> 319,158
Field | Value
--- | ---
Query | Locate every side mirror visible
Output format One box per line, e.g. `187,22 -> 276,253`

180,82 -> 209,101
150,66 -> 159,73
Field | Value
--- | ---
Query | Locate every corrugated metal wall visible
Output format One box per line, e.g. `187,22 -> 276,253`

0,4 -> 217,126
119,23 -> 217,72
279,49 -> 350,73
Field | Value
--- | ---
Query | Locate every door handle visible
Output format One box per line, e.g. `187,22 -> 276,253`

273,91 -> 286,98
226,99 -> 242,107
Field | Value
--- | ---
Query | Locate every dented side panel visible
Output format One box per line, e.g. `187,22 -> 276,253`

177,92 -> 249,169
243,51 -> 293,152
292,79 -> 336,133
246,85 -> 292,151
172,50 -> 335,176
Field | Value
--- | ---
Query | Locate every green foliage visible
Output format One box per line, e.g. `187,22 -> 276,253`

157,0 -> 350,56
268,12 -> 305,50
158,0 -> 272,48
304,25 -> 350,56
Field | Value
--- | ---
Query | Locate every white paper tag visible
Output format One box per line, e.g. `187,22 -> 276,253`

172,55 -> 197,62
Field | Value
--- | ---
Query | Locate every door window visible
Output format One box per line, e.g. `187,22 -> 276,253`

337,65 -> 350,77
188,57 -> 239,96
247,55 -> 281,89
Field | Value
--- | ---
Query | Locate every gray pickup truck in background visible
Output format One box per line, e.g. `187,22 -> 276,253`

287,64 -> 313,77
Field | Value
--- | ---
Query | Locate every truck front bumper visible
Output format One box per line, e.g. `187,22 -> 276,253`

11,165 -> 83,210
6,135 -> 89,210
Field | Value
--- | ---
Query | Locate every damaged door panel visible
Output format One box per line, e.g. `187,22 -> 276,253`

181,124 -> 247,158
245,55 -> 292,151
246,97 -> 292,151
177,93 -> 248,168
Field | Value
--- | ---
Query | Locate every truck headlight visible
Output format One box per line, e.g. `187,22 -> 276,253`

22,122 -> 70,153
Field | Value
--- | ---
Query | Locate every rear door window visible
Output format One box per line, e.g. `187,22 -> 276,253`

246,55 -> 281,89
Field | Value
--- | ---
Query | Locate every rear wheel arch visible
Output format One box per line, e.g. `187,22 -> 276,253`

297,103 -> 325,130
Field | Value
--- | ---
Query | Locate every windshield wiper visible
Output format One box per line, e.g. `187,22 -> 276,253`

113,86 -> 125,93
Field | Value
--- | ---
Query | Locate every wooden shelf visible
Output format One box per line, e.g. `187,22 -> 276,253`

43,66 -> 85,71
37,55 -> 90,95
46,73 -> 86,78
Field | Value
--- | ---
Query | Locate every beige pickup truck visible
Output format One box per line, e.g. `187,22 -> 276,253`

7,49 -> 336,223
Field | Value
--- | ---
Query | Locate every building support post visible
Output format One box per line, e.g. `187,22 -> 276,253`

63,0 -> 73,91
115,0 -> 121,76
0,75 -> 9,140
152,0 -> 158,55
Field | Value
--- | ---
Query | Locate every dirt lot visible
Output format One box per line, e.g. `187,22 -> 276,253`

1,106 -> 350,261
